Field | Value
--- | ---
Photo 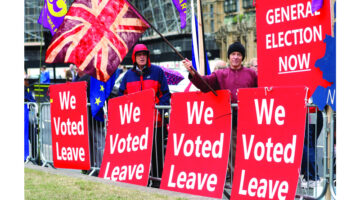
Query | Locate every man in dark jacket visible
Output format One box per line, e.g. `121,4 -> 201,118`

119,43 -> 170,188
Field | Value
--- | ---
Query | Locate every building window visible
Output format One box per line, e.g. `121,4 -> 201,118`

243,0 -> 255,9
211,20 -> 214,32
224,0 -> 238,13
210,4 -> 214,18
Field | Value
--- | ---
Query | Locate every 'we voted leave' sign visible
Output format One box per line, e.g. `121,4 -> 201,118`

161,90 -> 231,199
231,87 -> 307,200
98,89 -> 155,186
49,81 -> 90,170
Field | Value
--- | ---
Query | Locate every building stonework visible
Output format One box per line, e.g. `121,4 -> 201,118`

202,0 -> 257,64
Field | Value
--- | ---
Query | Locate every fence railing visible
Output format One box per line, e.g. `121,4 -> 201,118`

26,102 -> 336,199
25,102 -> 39,164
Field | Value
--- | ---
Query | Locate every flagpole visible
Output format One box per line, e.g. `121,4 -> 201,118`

126,0 -> 217,96
197,0 -> 205,76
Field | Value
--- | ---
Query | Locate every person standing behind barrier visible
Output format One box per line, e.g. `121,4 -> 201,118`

249,58 -> 258,74
73,66 -> 91,95
25,73 -> 36,102
118,43 -> 170,188
301,106 -> 324,188
213,59 -> 227,71
39,65 -> 50,84
182,41 -> 258,173
65,69 -> 73,82
69,64 -> 77,81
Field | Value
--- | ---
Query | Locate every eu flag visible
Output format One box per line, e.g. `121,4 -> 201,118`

90,69 -> 121,121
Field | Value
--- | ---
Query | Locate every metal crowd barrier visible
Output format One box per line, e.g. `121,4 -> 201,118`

39,103 -> 53,167
33,102 -> 336,199
87,107 -> 106,176
329,112 -> 336,200
295,105 -> 328,200
38,103 -> 106,175
148,105 -> 170,187
25,102 -> 39,164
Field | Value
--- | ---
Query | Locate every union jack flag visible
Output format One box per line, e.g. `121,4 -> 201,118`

45,0 -> 149,82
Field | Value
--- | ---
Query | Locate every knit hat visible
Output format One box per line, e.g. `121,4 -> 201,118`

227,42 -> 245,60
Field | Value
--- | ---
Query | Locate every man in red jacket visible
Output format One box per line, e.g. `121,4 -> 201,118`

119,43 -> 170,188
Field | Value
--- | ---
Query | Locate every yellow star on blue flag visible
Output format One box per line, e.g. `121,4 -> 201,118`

95,97 -> 101,106
89,68 -> 121,121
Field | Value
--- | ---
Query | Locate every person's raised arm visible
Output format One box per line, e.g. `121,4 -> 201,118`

182,58 -> 196,77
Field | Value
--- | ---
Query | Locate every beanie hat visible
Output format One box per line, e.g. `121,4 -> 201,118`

227,42 -> 245,60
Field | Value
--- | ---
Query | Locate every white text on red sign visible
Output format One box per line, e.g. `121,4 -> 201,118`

265,1 -> 323,74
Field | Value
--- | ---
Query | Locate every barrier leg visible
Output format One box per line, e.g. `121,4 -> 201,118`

325,106 -> 333,200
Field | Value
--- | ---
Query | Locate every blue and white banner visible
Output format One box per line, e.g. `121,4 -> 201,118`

190,0 -> 211,75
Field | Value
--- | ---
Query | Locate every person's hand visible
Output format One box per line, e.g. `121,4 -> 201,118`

182,58 -> 195,76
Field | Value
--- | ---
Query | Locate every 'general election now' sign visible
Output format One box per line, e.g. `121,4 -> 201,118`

231,87 -> 307,200
49,81 -> 90,169
98,89 -> 155,186
256,0 -> 332,97
161,90 -> 231,198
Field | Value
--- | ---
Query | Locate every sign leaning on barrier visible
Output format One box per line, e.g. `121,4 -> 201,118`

99,89 -> 155,186
161,90 -> 231,199
256,0 -> 332,97
49,81 -> 91,169
231,87 -> 307,200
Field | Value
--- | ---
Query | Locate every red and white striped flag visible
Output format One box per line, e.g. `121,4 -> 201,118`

45,0 -> 149,82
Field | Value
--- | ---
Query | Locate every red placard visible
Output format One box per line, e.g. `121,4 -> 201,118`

256,0 -> 332,97
49,82 -> 90,169
161,90 -> 231,198
230,87 -> 307,200
98,89 -> 155,186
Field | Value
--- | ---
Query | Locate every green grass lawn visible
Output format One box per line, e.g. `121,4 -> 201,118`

24,168 -> 188,200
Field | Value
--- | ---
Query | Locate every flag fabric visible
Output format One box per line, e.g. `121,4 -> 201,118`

311,0 -> 324,13
184,0 -> 210,92
311,23 -> 336,111
45,0 -> 150,82
191,1 -> 211,76
159,66 -> 184,85
38,0 -> 68,35
89,68 -> 121,121
172,0 -> 187,29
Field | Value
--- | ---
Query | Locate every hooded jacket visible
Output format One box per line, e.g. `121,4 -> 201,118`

119,44 -> 170,115
119,44 -> 170,105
